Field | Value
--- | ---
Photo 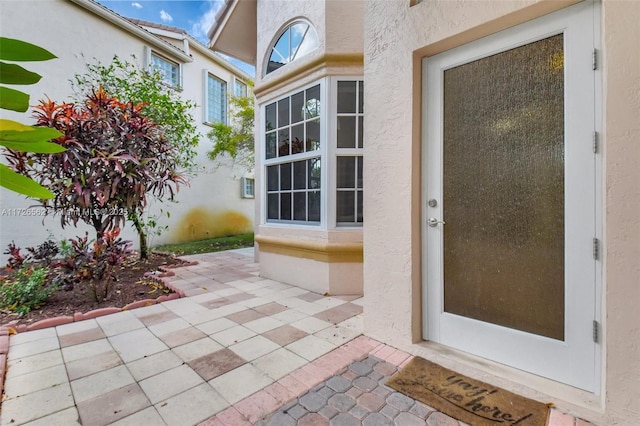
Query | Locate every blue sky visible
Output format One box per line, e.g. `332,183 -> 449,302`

97,0 -> 254,75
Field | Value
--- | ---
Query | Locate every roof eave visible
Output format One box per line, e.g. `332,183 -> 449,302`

207,0 -> 257,65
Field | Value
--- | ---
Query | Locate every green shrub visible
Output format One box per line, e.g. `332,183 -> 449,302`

0,266 -> 55,314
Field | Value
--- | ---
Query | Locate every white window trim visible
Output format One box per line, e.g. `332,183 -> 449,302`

202,69 -> 228,126
261,79 -> 328,228
233,77 -> 248,98
145,46 -> 182,89
241,177 -> 255,199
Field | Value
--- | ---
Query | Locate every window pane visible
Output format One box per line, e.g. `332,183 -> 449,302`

268,194 -> 279,219
358,81 -> 364,113
291,124 -> 304,155
266,103 -> 276,131
357,156 -> 363,188
278,98 -> 289,127
280,193 -> 292,220
337,81 -> 357,113
305,85 -> 321,119
291,91 -> 305,123
235,80 -> 247,97
337,191 -> 355,223
306,119 -> 320,151
272,30 -> 290,66
278,129 -> 290,157
337,156 -> 355,188
308,191 -> 320,222
293,160 -> 306,190
290,23 -> 307,58
280,163 -> 291,190
266,132 -> 277,159
337,116 -> 356,148
357,190 -> 363,222
308,158 -> 321,189
267,165 -> 279,191
207,75 -> 227,123
152,54 -> 179,86
358,116 -> 364,148
293,192 -> 307,220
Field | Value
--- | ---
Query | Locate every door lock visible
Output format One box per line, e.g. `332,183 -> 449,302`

427,218 -> 445,227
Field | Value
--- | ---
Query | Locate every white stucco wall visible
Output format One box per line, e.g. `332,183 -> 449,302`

0,0 -> 254,261
363,0 -> 639,424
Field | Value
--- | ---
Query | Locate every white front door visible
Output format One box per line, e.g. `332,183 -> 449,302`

422,1 -> 600,392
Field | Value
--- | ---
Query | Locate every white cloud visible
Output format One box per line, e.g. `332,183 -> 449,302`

159,10 -> 173,23
191,1 -> 223,43
131,2 -> 142,9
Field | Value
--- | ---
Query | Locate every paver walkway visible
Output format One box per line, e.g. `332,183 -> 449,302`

0,248 -> 590,425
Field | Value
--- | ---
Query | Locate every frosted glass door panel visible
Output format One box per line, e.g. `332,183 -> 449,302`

442,34 -> 565,340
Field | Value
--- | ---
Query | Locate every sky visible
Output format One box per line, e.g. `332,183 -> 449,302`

96,0 -> 255,76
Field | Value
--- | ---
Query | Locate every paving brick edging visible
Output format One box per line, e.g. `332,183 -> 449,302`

197,336 -> 409,426
0,258 -> 198,398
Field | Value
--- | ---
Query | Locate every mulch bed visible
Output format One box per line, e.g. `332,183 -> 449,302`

0,252 -> 186,327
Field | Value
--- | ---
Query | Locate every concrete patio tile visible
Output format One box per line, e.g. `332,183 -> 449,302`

226,292 -> 256,303
313,303 -> 363,325
76,383 -> 150,426
337,315 -> 364,332
213,287 -> 244,297
277,287 -> 309,298
173,337 -> 224,363
292,301 -> 329,316
162,297 -> 209,316
58,326 -> 107,348
65,350 -> 123,381
23,407 -> 81,426
61,338 -> 112,363
95,310 -> 145,337
314,325 -> 361,346
127,349 -> 184,381
56,318 -> 100,336
351,297 -> 364,306
9,327 -> 57,346
139,364 -> 204,404
111,406 -> 166,426
0,382 -> 74,425
3,364 -> 68,399
243,316 -> 286,334
5,349 -> 63,379
263,381 -> 298,404
200,297 -> 234,310
262,324 -> 309,346
236,296 -> 272,308
71,364 -> 135,403
148,317 -> 191,336
7,336 -> 59,360
136,309 -> 179,327
229,335 -> 280,361
234,390 -> 281,423
286,335 -> 337,361
182,308 -> 232,325
189,292 -> 223,304
291,317 -> 333,334
188,348 -> 247,381
312,297 -> 347,309
159,326 -> 207,348
209,363 -> 274,405
548,410 -> 578,426
108,327 -> 168,362
213,406 -> 252,426
252,348 -> 308,381
130,302 -> 168,318
207,303 -> 247,319
270,308 -> 309,324
226,308 -> 265,324
196,317 -> 237,335
296,292 -> 325,303
254,302 -> 289,315
155,383 -> 228,426
211,325 -> 257,347
276,375 -> 311,398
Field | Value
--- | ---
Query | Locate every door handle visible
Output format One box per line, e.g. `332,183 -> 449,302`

427,218 -> 446,227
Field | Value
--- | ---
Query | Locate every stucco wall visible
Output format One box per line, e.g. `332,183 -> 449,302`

363,0 -> 639,424
0,0 -> 253,260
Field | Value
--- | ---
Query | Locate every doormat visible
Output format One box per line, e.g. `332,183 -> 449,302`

386,357 -> 549,426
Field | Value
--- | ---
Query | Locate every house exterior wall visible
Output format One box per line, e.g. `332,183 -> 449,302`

252,0 -> 365,295
363,0 -> 639,424
0,0 -> 253,261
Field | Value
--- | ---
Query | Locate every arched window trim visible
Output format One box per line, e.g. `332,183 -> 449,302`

264,18 -> 319,77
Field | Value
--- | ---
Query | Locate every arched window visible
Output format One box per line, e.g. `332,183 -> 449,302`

265,20 -> 319,75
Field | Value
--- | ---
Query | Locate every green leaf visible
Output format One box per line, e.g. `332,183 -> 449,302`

0,62 -> 42,85
0,38 -> 57,62
0,164 -> 53,199
0,86 -> 29,112
0,127 -> 63,143
1,139 -> 65,153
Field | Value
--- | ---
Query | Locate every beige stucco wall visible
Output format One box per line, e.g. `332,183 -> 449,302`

0,0 -> 253,260
363,0 -> 639,424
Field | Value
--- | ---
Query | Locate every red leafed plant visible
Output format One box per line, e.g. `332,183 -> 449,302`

5,87 -> 188,258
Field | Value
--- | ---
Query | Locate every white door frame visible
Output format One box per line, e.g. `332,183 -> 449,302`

421,0 -> 601,392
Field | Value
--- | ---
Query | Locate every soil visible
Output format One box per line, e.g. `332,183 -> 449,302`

0,252 -> 185,327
